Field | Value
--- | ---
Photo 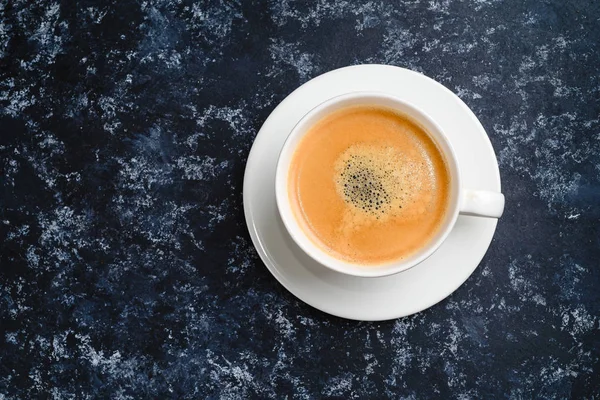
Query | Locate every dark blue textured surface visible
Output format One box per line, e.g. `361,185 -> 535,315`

1,0 -> 599,398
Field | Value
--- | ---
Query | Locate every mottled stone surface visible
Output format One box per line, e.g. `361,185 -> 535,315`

1,0 -> 599,398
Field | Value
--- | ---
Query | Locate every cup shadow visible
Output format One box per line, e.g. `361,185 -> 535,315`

271,208 -> 398,292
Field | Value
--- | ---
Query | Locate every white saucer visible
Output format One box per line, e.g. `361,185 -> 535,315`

243,65 -> 501,321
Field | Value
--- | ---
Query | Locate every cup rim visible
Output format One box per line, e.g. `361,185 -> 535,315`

275,91 -> 462,278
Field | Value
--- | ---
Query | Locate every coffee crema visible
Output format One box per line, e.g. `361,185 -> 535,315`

288,105 -> 451,265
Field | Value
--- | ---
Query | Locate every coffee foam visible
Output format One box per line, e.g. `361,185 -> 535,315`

288,104 -> 451,265
333,143 -> 435,233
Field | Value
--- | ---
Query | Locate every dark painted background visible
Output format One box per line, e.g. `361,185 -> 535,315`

1,0 -> 599,398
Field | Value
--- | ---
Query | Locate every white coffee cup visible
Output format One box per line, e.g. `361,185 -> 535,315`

275,92 -> 505,278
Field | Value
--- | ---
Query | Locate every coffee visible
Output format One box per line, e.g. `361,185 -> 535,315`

288,105 -> 451,265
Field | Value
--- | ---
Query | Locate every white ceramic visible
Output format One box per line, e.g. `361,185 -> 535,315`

243,65 -> 503,321
275,92 -> 504,278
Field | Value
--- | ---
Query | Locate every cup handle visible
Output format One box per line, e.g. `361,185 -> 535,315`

459,189 -> 505,218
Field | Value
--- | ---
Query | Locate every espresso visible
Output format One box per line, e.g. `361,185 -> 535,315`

288,105 -> 451,265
